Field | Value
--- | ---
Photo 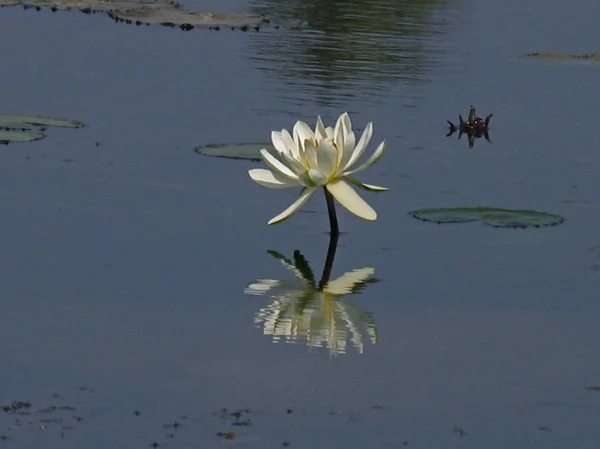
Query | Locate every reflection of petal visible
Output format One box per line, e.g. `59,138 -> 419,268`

247,248 -> 378,356
244,279 -> 281,295
325,267 -> 375,295
267,250 -> 314,286
252,289 -> 376,356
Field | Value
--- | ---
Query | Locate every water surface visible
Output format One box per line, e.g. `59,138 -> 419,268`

1,0 -> 600,447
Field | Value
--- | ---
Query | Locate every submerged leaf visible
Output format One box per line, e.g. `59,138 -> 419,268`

194,142 -> 275,162
0,114 -> 85,129
409,207 -> 565,229
523,52 -> 600,63
0,0 -> 268,30
108,7 -> 267,29
0,130 -> 46,144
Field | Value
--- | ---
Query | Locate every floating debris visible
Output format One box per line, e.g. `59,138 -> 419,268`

1,401 -> 32,414
217,431 -> 236,440
447,105 -> 493,148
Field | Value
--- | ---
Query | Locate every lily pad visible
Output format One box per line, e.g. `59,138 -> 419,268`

0,0 -> 269,30
0,130 -> 46,144
523,52 -> 600,63
194,142 -> 275,161
409,207 -> 565,229
0,114 -> 85,130
108,7 -> 268,30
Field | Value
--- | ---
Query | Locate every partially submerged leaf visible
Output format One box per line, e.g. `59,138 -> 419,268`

0,114 -> 85,129
0,0 -> 269,30
0,130 -> 46,144
409,207 -> 565,229
108,6 -> 268,29
194,142 -> 275,162
523,52 -> 600,63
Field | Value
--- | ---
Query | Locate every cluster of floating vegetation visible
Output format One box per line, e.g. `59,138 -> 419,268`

0,0 -> 271,30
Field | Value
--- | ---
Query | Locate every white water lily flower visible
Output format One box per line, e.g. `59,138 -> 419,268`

249,112 -> 387,224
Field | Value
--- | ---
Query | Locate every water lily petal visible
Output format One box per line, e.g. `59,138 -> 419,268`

302,168 -> 327,186
326,179 -> 377,220
343,140 -> 386,176
281,129 -> 298,159
293,121 -> 316,149
333,122 -> 345,169
302,139 -> 319,169
325,126 -> 334,139
315,116 -> 327,140
271,131 -> 288,155
280,150 -> 307,176
334,112 -> 351,140
316,138 -> 338,177
249,168 -> 299,188
260,148 -> 299,181
339,130 -> 356,171
268,187 -> 317,225
345,175 -> 388,192
343,122 -> 373,171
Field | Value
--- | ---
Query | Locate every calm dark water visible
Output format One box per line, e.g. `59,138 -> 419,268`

1,0 -> 600,447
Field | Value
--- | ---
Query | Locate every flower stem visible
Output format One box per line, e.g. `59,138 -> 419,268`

323,187 -> 339,237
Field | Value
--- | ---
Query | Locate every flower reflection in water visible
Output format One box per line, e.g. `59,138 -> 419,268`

245,234 -> 378,356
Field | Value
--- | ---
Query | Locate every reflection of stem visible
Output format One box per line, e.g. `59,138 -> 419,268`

323,187 -> 339,236
318,230 -> 339,291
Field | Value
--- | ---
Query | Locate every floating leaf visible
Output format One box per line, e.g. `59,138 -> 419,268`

0,0 -> 269,30
409,207 -> 565,229
0,114 -> 85,130
108,7 -> 268,30
0,130 -> 46,144
194,142 -> 275,162
523,52 -> 600,63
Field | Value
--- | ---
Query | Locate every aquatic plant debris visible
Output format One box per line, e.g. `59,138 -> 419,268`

409,207 -> 565,228
523,52 -> 600,62
446,105 -> 493,148
0,0 -> 270,30
0,113 -> 84,144
194,142 -> 275,162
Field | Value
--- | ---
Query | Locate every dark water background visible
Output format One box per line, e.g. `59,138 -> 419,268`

1,0 -> 600,447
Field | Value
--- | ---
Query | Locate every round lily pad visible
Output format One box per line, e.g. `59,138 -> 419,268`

194,142 -> 275,162
409,207 -> 565,229
0,130 -> 46,144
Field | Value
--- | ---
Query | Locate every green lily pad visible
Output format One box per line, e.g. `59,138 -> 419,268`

523,52 -> 600,63
0,0 -> 269,30
0,114 -> 85,129
409,207 -> 565,229
0,130 -> 46,144
194,142 -> 275,161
